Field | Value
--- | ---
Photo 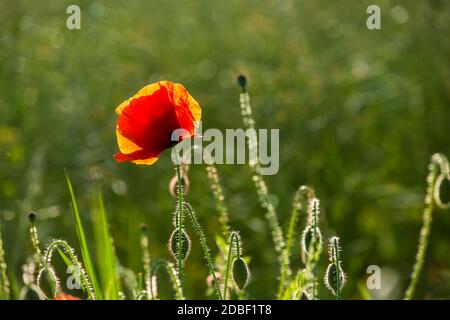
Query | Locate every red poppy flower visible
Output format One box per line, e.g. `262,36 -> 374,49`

114,81 -> 201,165
53,292 -> 81,300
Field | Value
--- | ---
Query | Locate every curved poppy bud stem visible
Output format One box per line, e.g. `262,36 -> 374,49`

223,231 -> 241,299
42,239 -> 95,300
405,153 -> 450,299
150,260 -> 184,300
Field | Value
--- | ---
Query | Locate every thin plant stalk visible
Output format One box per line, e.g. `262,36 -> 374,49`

184,203 -> 223,300
175,164 -> 184,284
139,225 -> 152,299
238,78 -> 290,298
29,216 -> 43,269
311,201 -> 319,299
333,238 -> 341,300
405,153 -> 449,299
206,164 -> 231,239
44,239 -> 95,300
282,186 -> 315,298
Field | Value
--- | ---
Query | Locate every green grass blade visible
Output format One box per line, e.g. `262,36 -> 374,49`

90,191 -> 120,300
65,170 -> 101,299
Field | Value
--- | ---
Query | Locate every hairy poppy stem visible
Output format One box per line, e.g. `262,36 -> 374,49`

43,239 -> 95,300
333,238 -> 341,300
139,224 -> 152,299
184,203 -> 223,300
238,80 -> 290,299
175,165 -> 184,285
0,223 -> 10,300
151,260 -> 184,300
206,164 -> 231,239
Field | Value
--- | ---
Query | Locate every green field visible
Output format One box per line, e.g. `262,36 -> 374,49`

0,0 -> 449,299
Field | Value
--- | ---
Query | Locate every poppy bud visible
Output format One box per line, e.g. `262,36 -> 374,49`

232,257 -> 250,291
168,228 -> 191,262
28,211 -> 36,223
237,74 -> 247,92
324,236 -> 346,297
324,263 -> 346,296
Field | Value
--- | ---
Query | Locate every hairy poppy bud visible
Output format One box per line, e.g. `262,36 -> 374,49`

232,257 -> 250,291
237,74 -> 247,92
168,228 -> 191,262
324,236 -> 346,297
28,211 -> 36,223
324,263 -> 346,296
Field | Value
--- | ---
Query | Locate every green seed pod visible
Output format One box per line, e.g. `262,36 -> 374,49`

232,257 -> 250,291
324,262 -> 346,296
36,267 -> 60,299
168,228 -> 191,262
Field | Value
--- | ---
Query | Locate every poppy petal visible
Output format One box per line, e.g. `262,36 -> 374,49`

114,81 -> 201,165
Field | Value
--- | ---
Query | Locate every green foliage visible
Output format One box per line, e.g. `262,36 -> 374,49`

0,0 -> 449,299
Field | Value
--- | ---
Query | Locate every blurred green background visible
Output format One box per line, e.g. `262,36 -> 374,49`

1,0 -> 449,299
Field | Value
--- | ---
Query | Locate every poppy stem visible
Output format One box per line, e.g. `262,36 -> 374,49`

184,203 -> 223,300
405,153 -> 449,299
175,164 -> 184,285
150,260 -> 184,300
333,238 -> 341,300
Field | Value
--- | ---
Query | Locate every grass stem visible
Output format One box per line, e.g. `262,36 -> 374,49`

175,164 -> 184,285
